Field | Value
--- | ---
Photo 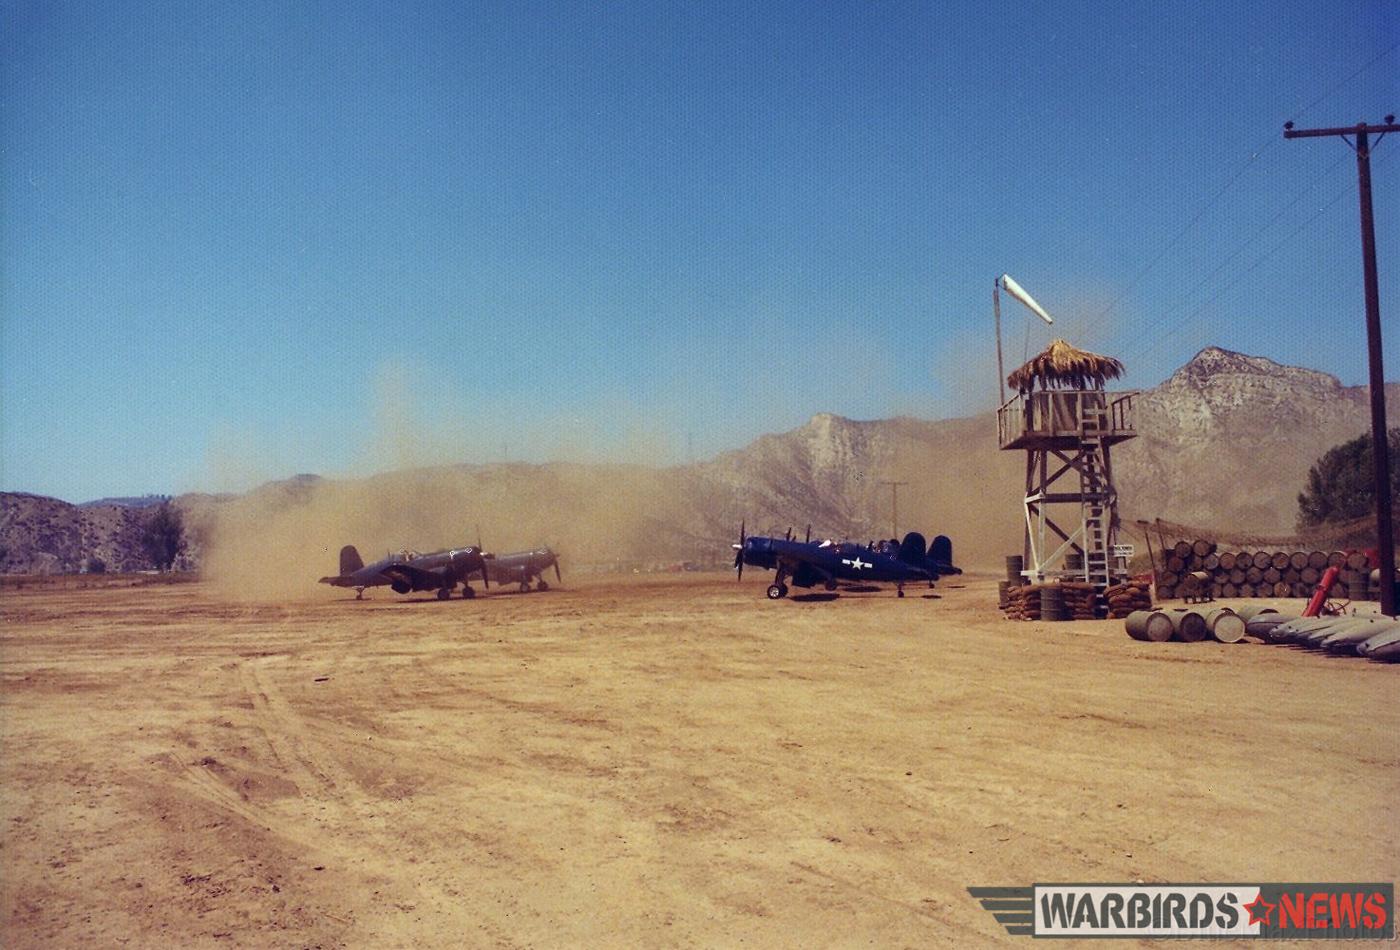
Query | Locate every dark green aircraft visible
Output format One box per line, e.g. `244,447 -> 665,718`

486,547 -> 562,592
319,544 -> 492,600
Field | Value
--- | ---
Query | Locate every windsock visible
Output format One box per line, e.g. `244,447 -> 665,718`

999,274 -> 1054,325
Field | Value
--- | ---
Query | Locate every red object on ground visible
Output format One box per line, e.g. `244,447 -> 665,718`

1304,565 -> 1341,617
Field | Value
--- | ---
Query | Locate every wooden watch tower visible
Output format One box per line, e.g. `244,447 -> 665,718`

997,340 -> 1136,587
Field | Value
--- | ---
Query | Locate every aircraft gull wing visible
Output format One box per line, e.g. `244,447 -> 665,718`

380,563 -> 444,589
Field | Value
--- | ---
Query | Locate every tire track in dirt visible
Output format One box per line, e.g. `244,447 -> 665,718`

236,655 -> 364,807
227,655 -> 541,946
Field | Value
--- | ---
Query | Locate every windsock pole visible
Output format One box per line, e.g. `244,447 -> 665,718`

993,279 -> 1006,405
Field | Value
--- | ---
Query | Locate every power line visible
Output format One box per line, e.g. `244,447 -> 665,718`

1117,156 -> 1379,371
1286,41 -> 1400,125
1104,149 -> 1350,358
1077,140 -> 1276,346
1077,41 -> 1399,348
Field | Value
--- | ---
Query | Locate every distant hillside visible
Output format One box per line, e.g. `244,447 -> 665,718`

75,494 -> 172,510
3,347 -> 1397,584
1116,347 -> 1400,533
0,493 -> 159,574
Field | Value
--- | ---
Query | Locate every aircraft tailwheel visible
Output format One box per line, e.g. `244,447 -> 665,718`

897,589 -> 905,598
437,588 -> 451,600
537,579 -> 549,591
461,586 -> 476,599
767,583 -> 788,600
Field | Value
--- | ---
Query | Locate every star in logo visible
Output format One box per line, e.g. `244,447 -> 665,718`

1244,892 -> 1274,927
842,557 -> 870,570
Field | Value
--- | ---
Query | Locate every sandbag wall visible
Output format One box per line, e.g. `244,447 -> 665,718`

1155,540 -> 1379,601
999,555 -> 1144,621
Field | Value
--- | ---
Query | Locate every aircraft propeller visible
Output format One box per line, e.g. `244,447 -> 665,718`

732,520 -> 746,582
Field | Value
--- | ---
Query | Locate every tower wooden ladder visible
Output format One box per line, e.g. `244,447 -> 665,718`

1079,402 -> 1112,588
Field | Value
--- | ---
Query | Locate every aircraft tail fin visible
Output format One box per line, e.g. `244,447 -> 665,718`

339,544 -> 364,576
929,534 -> 961,574
897,531 -> 927,566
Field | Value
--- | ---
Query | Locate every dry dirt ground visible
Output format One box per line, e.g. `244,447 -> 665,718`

2,573 -> 1396,947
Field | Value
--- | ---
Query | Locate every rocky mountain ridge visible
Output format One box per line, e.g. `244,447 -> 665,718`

3,347 -> 1397,577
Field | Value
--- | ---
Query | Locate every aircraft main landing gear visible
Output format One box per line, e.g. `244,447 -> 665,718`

461,585 -> 476,599
767,583 -> 789,600
437,587 -> 451,600
824,579 -> 838,592
519,581 -> 531,593
537,579 -> 549,592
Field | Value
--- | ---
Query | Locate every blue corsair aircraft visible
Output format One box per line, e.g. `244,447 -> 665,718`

731,523 -> 959,600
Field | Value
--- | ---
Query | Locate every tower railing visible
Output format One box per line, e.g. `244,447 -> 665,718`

997,390 -> 1136,449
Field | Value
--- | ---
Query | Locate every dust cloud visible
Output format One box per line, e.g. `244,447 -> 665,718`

198,463 -> 692,600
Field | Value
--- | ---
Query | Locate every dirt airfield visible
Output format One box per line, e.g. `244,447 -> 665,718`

2,573 -> 1396,947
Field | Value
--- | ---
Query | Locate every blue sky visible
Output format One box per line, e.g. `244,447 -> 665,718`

2,1 -> 1397,500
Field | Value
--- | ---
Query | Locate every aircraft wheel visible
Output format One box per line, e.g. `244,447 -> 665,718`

767,583 -> 788,600
824,580 -> 838,591
537,579 -> 549,592
437,588 -> 451,600
897,589 -> 906,599
519,582 -> 530,593
461,586 -> 476,599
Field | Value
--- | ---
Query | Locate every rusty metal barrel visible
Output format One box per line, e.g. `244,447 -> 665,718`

1169,608 -> 1208,642
1205,607 -> 1246,643
1006,555 -> 1024,583
1040,585 -> 1066,621
1235,604 -> 1278,622
1346,551 -> 1369,571
1218,551 -> 1238,570
1125,610 -> 1173,642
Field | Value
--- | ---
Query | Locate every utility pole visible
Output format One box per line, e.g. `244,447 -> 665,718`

879,480 -> 908,539
1285,116 -> 1398,617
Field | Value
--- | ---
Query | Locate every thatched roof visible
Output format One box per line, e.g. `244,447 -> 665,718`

1007,339 -> 1125,392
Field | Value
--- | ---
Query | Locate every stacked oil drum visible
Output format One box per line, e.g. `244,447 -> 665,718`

1156,540 -> 1382,601
1127,603 -> 1400,663
1125,605 -> 1247,643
